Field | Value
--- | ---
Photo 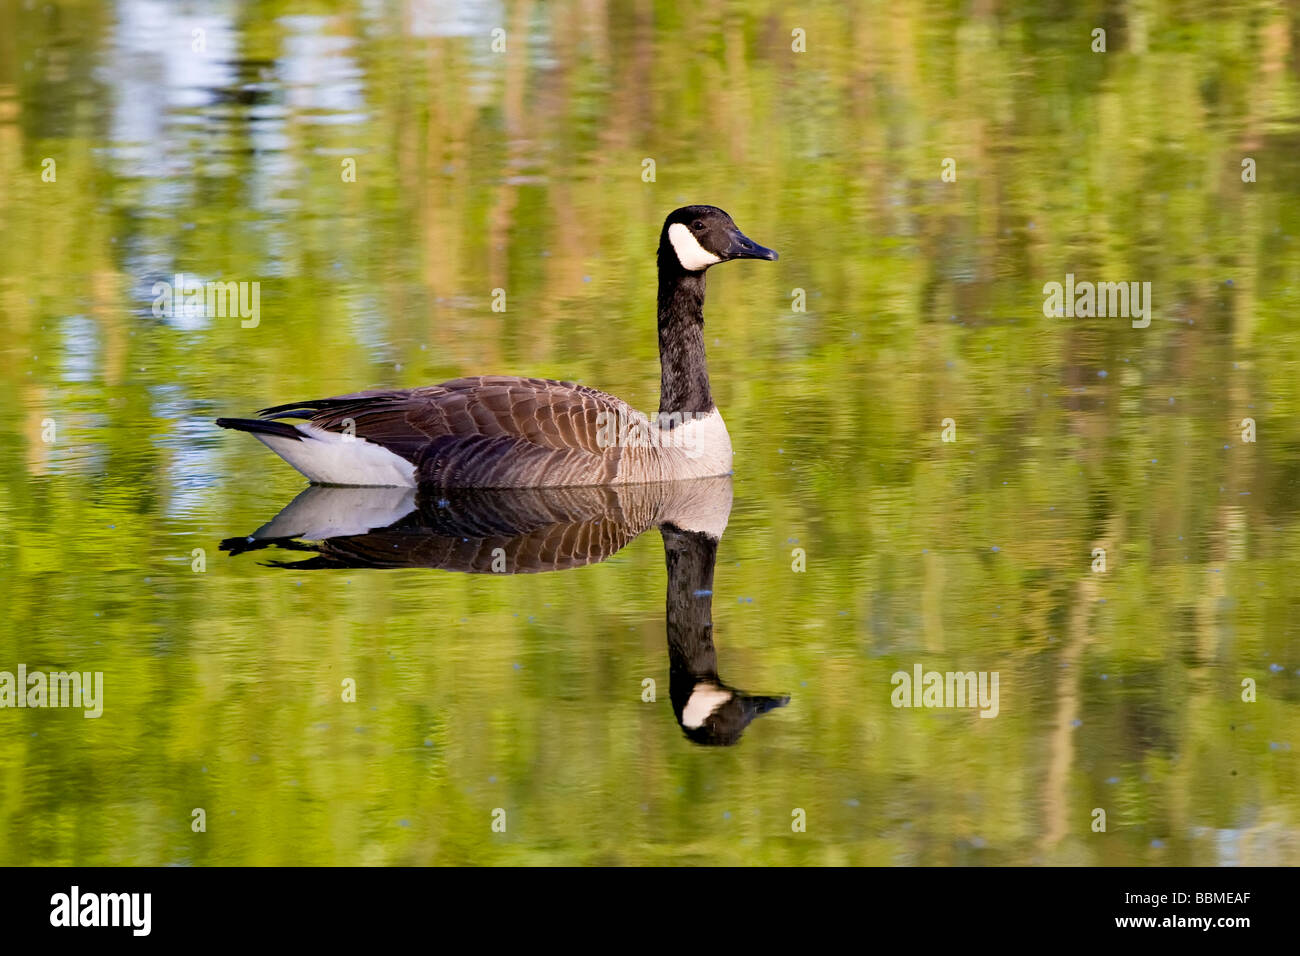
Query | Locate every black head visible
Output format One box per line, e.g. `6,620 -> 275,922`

672,679 -> 791,747
658,205 -> 778,274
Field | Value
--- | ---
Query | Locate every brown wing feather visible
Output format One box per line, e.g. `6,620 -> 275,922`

280,485 -> 654,572
259,376 -> 643,488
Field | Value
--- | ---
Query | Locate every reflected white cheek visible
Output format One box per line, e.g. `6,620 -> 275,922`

668,223 -> 722,271
681,682 -> 733,729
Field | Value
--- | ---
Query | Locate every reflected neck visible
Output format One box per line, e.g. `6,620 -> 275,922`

661,525 -> 719,683
657,260 -> 713,416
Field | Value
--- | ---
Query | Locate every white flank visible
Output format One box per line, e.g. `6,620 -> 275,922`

681,682 -> 733,729
668,222 -> 722,271
250,485 -> 417,539
253,424 -> 417,487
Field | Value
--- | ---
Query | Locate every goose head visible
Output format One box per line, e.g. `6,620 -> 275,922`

658,205 -> 778,274
674,678 -> 790,747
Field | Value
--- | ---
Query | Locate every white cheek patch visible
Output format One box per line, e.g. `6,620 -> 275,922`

668,222 -> 722,271
681,682 -> 733,729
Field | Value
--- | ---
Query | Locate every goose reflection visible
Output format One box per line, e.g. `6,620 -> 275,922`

221,477 -> 788,746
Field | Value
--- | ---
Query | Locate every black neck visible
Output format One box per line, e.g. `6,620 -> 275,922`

656,253 -> 714,416
661,525 -> 719,687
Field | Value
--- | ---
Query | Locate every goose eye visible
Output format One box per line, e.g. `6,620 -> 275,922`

691,220 -> 705,231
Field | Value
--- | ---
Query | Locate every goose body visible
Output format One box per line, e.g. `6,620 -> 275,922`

217,206 -> 776,488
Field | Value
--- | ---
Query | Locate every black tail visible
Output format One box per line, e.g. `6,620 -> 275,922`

215,417 -> 303,441
219,534 -> 315,556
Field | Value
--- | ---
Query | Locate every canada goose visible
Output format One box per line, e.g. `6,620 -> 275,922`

216,205 -> 777,488
222,477 -> 788,745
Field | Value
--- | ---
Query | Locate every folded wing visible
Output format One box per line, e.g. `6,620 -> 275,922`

258,376 -> 642,488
